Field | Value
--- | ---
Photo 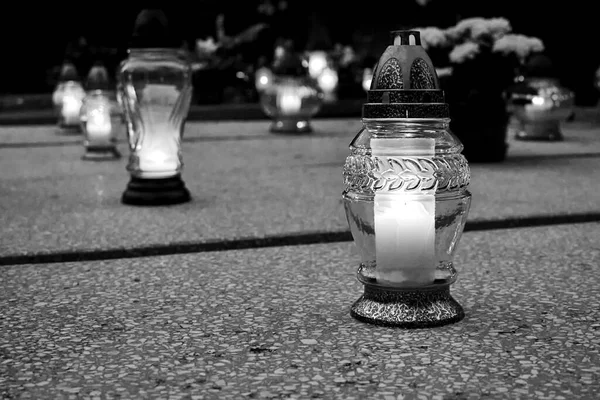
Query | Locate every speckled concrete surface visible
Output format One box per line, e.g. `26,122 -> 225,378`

1,223 -> 599,399
1,127 -> 600,256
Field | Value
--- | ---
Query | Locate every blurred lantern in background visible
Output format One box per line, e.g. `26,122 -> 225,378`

507,78 -> 574,141
259,42 -> 323,133
307,50 -> 328,79
80,62 -> 122,160
506,54 -> 574,141
362,67 -> 373,92
317,66 -> 339,103
118,9 -> 193,206
53,61 -> 85,132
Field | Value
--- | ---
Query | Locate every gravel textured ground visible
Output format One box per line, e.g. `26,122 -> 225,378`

1,223 -> 599,399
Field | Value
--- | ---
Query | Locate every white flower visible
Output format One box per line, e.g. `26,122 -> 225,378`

449,42 -> 480,63
492,34 -> 544,61
414,27 -> 448,50
446,17 -> 485,40
446,17 -> 511,41
196,37 -> 219,56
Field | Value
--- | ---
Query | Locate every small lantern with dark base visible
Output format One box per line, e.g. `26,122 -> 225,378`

80,62 -> 121,161
118,9 -> 192,206
506,54 -> 574,141
259,42 -> 323,134
342,31 -> 472,328
53,61 -> 85,133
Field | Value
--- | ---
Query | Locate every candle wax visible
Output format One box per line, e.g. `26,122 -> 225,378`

62,97 -> 82,125
136,84 -> 182,177
86,111 -> 112,140
371,137 -> 437,286
374,194 -> 436,285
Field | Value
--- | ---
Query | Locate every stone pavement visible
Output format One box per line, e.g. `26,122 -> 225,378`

1,118 -> 600,399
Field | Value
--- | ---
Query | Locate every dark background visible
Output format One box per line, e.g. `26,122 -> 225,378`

1,0 -> 598,104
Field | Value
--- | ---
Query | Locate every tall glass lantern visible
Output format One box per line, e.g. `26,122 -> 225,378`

52,61 -> 85,132
343,31 -> 471,328
118,9 -> 193,205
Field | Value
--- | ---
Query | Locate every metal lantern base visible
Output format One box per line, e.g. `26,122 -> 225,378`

122,175 -> 191,206
82,146 -> 121,161
514,121 -> 563,141
351,283 -> 464,329
270,119 -> 312,134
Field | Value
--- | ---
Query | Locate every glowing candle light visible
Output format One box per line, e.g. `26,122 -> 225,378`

362,68 -> 373,92
317,67 -> 338,102
255,67 -> 272,92
371,137 -> 437,286
62,95 -> 82,126
86,109 -> 112,140
308,51 -> 328,79
277,87 -> 302,114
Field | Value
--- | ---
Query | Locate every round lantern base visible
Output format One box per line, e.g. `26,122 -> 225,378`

270,119 -> 312,134
121,175 -> 191,206
514,121 -> 563,141
82,146 -> 121,161
350,283 -> 464,329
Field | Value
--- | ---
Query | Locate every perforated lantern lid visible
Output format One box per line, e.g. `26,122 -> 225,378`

363,30 -> 449,119
86,62 -> 111,91
58,61 -> 80,82
129,9 -> 181,49
271,42 -> 308,77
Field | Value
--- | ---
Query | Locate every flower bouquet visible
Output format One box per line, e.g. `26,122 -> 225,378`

414,18 -> 545,162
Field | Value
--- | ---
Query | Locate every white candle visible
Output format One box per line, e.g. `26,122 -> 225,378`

86,109 -> 112,140
137,112 -> 180,176
62,96 -> 82,125
277,88 -> 302,114
135,85 -> 183,177
372,137 -> 437,286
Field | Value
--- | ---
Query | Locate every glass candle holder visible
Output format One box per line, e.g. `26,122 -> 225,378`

260,75 -> 322,133
79,91 -> 122,160
343,31 -> 471,328
118,9 -> 193,206
508,77 -> 574,141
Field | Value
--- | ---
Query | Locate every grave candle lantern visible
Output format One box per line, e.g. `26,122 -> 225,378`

53,62 -> 85,132
507,77 -> 574,141
259,43 -> 322,133
342,31 -> 472,328
80,62 -> 121,160
117,9 -> 192,205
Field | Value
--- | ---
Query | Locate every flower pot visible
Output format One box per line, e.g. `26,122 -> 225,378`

448,91 -> 509,163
